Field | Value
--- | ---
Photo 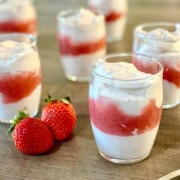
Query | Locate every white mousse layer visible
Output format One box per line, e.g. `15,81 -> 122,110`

0,0 -> 36,21
62,49 -> 105,81
106,16 -> 127,41
90,62 -> 162,116
163,80 -> 180,105
58,8 -> 105,43
91,123 -> 159,160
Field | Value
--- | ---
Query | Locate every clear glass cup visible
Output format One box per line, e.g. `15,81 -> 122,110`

88,0 -> 128,42
133,22 -> 180,109
57,8 -> 106,82
89,53 -> 163,164
0,33 -> 41,123
0,0 -> 37,35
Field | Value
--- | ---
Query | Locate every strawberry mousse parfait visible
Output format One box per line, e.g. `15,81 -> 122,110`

133,22 -> 180,109
0,0 -> 37,35
0,33 -> 41,123
57,8 -> 106,82
89,53 -> 163,164
88,0 -> 127,42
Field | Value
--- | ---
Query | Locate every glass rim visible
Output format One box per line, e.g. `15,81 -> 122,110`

91,53 -> 163,82
0,0 -> 34,4
0,33 -> 36,62
56,8 -> 104,26
0,33 -> 36,51
134,22 -> 180,42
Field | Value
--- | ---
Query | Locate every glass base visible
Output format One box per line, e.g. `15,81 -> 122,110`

0,118 -> 13,124
66,75 -> 89,82
99,150 -> 151,164
107,36 -> 123,43
163,101 -> 180,109
0,109 -> 39,124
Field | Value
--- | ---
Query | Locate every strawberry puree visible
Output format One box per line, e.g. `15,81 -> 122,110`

133,57 -> 180,87
0,71 -> 41,104
105,11 -> 125,22
89,96 -> 162,136
0,19 -> 37,34
58,36 -> 106,56
89,5 -> 124,22
163,62 -> 180,88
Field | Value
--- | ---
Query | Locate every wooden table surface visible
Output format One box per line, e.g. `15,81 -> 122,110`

0,0 -> 180,179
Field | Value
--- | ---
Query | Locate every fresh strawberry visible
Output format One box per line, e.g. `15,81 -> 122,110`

41,95 -> 77,141
8,111 -> 54,155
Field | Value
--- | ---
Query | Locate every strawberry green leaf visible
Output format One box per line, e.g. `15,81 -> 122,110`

8,111 -> 29,134
45,94 -> 57,103
61,96 -> 71,104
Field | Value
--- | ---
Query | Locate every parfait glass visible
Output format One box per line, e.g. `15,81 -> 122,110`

0,33 -> 41,123
89,53 -> 163,164
133,22 -> 180,109
57,8 -> 106,82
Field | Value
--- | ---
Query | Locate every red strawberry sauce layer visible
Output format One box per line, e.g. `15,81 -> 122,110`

105,11 -> 125,22
0,19 -> 37,34
133,57 -> 180,88
58,35 -> 106,56
88,6 -> 125,22
89,96 -> 162,136
163,62 -> 180,88
0,71 -> 41,104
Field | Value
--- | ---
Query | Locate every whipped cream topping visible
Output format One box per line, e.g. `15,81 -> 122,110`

146,28 -> 180,42
0,0 -> 36,21
61,8 -> 102,27
94,61 -> 151,80
135,26 -> 180,53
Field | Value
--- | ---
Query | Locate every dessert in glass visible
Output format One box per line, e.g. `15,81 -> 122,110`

88,0 -> 127,42
133,22 -> 180,109
89,53 -> 163,164
0,33 -> 41,123
0,0 -> 37,35
57,8 -> 106,82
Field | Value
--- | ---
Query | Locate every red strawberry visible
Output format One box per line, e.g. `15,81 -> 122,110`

8,111 -> 54,155
41,95 -> 77,141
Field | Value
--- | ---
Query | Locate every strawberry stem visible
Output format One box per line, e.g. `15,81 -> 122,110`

45,95 -> 71,104
8,111 -> 29,134
45,94 -> 57,103
61,96 -> 71,104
